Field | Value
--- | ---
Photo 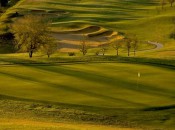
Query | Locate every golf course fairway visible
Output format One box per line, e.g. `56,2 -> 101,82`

0,62 -> 175,108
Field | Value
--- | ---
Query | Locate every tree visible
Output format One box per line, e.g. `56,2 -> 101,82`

170,17 -> 175,39
41,36 -> 58,58
112,39 -> 123,56
167,0 -> 175,7
131,36 -> 139,56
11,15 -> 53,58
9,0 -> 20,6
101,47 -> 108,56
0,0 -> 8,7
80,35 -> 88,56
125,37 -> 132,57
160,0 -> 167,9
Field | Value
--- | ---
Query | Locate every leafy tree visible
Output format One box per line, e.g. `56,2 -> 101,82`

41,36 -> 58,58
11,15 -> 54,58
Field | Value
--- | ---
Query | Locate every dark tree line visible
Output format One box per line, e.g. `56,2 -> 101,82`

161,0 -> 175,9
0,0 -> 20,7
0,0 -> 8,7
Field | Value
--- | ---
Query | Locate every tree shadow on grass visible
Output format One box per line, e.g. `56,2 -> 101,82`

30,65 -> 175,98
0,56 -> 175,100
0,70 -> 146,108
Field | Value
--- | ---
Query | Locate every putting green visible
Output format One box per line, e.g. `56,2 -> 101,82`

0,63 -> 174,108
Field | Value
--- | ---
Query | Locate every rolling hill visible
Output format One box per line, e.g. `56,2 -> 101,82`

0,0 -> 175,129
0,0 -> 175,56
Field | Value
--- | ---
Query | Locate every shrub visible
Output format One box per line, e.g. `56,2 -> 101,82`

68,52 -> 76,56
95,50 -> 100,56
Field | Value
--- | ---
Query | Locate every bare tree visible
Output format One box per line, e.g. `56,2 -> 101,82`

112,39 -> 123,56
80,35 -> 88,56
160,0 -> 167,9
167,0 -> 175,7
98,40 -> 109,56
171,17 -> 175,39
101,47 -> 108,56
125,37 -> 132,57
131,36 -> 139,56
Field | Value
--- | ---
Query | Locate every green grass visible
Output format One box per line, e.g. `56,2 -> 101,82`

0,0 -> 174,41
1,61 -> 175,108
0,0 -> 174,57
0,0 -> 175,129
15,0 -> 175,41
0,54 -> 175,129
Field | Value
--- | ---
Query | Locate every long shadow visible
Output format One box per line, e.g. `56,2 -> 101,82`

1,55 -> 175,69
1,56 -> 175,98
144,104 -> 175,111
45,1 -> 156,10
0,94 -> 129,114
30,65 -> 175,98
0,70 -> 145,107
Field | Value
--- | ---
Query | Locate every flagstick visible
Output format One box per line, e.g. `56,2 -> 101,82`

137,72 -> 140,87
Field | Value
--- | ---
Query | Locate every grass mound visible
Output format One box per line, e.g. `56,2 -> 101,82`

54,25 -> 101,34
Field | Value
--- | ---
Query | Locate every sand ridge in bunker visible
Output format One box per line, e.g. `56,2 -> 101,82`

52,25 -> 119,52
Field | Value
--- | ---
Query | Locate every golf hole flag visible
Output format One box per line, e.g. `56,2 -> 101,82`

138,72 -> 141,77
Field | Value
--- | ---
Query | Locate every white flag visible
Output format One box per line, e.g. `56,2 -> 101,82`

138,72 -> 140,77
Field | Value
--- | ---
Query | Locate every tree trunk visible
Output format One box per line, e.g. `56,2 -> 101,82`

171,2 -> 173,7
117,49 -> 119,56
128,48 -> 130,57
134,49 -> 136,56
47,52 -> 50,58
29,51 -> 33,58
162,3 -> 164,10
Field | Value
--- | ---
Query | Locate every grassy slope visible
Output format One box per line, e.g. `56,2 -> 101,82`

0,0 -> 174,39
0,54 -> 175,129
0,0 -> 175,129
11,0 -> 175,41
1,63 -> 175,108
0,0 -> 174,57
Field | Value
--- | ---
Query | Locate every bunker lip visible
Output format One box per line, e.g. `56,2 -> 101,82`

51,25 -> 120,52
52,25 -> 101,34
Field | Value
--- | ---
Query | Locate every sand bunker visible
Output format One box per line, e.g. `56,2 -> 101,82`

52,25 -> 120,52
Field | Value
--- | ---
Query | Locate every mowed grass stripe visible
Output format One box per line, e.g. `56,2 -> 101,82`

0,63 -> 175,108
0,66 -> 146,108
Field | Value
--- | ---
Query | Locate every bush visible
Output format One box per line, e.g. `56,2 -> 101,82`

95,50 -> 100,56
68,52 -> 76,56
